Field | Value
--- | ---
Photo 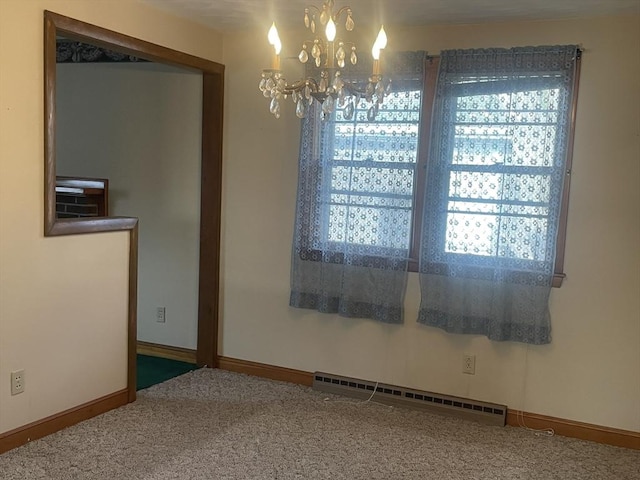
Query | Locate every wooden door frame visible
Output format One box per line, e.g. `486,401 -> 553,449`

44,11 -> 224,403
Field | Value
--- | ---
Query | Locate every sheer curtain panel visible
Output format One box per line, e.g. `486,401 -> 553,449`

418,46 -> 580,344
290,52 -> 426,324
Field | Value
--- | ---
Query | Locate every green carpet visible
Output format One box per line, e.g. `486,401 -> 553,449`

136,354 -> 198,390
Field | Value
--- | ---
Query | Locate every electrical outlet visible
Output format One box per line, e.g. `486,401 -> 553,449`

462,355 -> 476,375
156,306 -> 166,323
11,370 -> 25,395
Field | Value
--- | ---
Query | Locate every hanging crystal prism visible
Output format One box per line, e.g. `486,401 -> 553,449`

270,97 -> 279,114
322,95 -> 335,114
337,88 -> 346,107
332,73 -> 344,91
365,83 -> 374,99
311,41 -> 320,59
345,10 -> 354,31
299,46 -> 309,63
304,9 -> 310,28
350,47 -> 357,65
304,85 -> 313,105
265,77 -> 275,90
315,56 -> 321,67
367,104 -> 378,121
296,98 -> 306,118
319,76 -> 327,93
258,77 -> 267,92
343,100 -> 355,120
319,8 -> 328,25
310,19 -> 316,33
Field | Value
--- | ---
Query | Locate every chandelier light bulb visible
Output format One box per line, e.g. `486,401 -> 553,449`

325,17 -> 337,42
374,25 -> 387,51
268,23 -> 282,55
372,25 -> 386,73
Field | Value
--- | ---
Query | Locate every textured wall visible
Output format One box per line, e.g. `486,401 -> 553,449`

220,16 -> 640,431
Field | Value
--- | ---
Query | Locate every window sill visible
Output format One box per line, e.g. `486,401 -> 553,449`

552,273 -> 566,288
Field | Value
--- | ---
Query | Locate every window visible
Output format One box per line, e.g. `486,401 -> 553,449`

324,90 -> 422,255
421,51 -> 580,287
439,79 -> 569,273
313,55 -> 578,282
291,47 -> 580,334
417,46 -> 580,344
290,51 -> 427,324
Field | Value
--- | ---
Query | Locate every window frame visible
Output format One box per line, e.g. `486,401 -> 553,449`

300,53 -> 580,287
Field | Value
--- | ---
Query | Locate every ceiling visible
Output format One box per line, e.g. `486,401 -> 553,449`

141,0 -> 639,32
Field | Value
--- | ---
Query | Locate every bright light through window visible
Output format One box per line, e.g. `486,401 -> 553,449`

325,91 -> 422,251
444,87 -> 561,263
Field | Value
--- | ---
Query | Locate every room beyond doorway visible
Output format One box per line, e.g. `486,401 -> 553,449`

44,11 -> 225,404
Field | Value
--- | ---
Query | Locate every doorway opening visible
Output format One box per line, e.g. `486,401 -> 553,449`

44,11 -> 224,402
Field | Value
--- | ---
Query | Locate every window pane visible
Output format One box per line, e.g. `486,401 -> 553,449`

444,85 -> 561,263
331,166 -> 415,196
325,90 -> 422,252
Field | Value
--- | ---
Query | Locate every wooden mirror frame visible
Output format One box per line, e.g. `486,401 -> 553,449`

44,11 -> 224,401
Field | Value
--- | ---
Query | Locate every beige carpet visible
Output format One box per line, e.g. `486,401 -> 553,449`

0,369 -> 637,479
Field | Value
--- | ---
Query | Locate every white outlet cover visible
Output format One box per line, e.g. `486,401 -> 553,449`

462,355 -> 476,375
11,369 -> 25,395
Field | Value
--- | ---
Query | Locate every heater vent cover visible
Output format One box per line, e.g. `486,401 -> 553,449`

313,372 -> 506,427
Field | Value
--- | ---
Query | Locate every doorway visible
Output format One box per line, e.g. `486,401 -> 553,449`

44,11 -> 224,402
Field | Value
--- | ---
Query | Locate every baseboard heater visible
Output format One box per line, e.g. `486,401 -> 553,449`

313,372 -> 506,427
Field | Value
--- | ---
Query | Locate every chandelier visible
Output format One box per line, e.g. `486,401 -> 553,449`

258,0 -> 389,120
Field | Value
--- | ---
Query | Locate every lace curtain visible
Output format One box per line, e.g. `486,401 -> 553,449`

418,46 -> 579,344
290,52 -> 427,324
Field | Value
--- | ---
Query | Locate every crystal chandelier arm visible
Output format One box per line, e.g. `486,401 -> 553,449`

282,77 -> 320,95
333,6 -> 352,21
341,79 -> 369,97
335,41 -> 356,48
301,40 -> 322,48
302,34 -> 352,48
305,5 -> 321,15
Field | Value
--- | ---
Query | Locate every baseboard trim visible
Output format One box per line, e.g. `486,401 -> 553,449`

0,389 -> 128,454
216,355 -> 639,450
506,410 -> 639,450
217,355 -> 313,386
137,341 -> 197,364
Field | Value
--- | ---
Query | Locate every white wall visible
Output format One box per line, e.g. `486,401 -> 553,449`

0,0 -> 222,435
221,15 -> 640,431
56,62 -> 202,349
